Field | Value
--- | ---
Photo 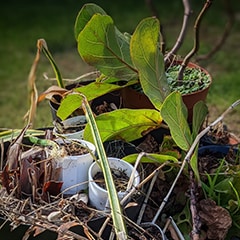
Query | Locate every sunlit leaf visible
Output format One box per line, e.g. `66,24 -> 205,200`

130,17 -> 170,110
74,3 -> 107,40
78,14 -> 137,80
84,109 -> 162,143
57,81 -> 136,120
123,153 -> 178,164
160,92 -> 192,151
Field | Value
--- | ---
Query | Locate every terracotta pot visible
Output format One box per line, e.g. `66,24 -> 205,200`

121,61 -> 212,123
180,62 -> 212,122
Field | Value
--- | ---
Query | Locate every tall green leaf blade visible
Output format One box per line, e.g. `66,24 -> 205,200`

130,17 -> 170,110
192,101 -> 208,139
77,14 -> 137,80
84,109 -> 162,143
74,3 -> 107,40
82,96 -> 127,238
160,92 -> 192,151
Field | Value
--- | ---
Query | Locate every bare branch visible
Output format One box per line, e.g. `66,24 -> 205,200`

164,0 -> 192,64
196,0 -> 235,62
178,0 -> 212,80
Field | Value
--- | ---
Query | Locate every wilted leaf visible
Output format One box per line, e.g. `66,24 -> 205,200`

160,92 -> 192,151
78,14 -> 137,80
22,225 -> 46,240
84,109 -> 162,143
43,181 -> 63,196
5,124 -> 29,171
57,221 -> 81,235
199,198 -> 232,240
130,17 -> 170,110
38,85 -> 68,102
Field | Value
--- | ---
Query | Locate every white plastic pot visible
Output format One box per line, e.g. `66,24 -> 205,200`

88,157 -> 140,210
53,115 -> 87,140
56,139 -> 96,195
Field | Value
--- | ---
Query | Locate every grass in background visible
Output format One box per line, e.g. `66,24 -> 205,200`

0,0 -> 239,134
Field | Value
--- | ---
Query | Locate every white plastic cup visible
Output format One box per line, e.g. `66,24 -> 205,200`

88,157 -> 140,210
58,139 -> 96,195
53,115 -> 86,140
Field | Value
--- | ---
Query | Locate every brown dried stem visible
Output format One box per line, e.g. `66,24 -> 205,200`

177,0 -> 212,81
195,0 -> 235,62
164,0 -> 192,63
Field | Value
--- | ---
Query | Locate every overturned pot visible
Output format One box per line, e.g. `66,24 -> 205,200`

88,157 -> 140,211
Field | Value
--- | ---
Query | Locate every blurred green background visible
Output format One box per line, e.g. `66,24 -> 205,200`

0,0 -> 239,135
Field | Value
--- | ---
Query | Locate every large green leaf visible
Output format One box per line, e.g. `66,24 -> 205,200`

77,14 -> 137,80
57,81 -> 136,120
83,109 -> 162,143
160,92 -> 192,151
130,17 -> 170,110
74,3 -> 107,40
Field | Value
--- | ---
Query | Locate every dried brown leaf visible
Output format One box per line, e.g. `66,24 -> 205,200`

22,225 -> 46,240
38,86 -> 68,102
6,125 -> 29,171
43,180 -> 63,196
57,221 -> 80,235
199,198 -> 232,240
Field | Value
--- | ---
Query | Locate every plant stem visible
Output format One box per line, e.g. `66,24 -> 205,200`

177,0 -> 212,81
164,0 -> 192,64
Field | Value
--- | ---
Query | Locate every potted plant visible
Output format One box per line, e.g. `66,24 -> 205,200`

56,1 -> 212,123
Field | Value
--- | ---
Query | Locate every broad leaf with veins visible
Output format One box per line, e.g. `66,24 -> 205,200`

130,17 -> 170,110
77,14 -> 137,80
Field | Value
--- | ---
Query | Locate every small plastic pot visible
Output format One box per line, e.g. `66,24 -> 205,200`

88,157 -> 140,210
53,115 -> 87,140
55,139 -> 96,195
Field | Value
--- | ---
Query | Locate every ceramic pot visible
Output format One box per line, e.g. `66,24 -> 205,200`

88,157 -> 140,211
55,138 -> 96,195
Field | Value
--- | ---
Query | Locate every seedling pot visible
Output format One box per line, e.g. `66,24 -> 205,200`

53,115 -> 87,140
55,138 -> 96,195
88,157 -> 140,210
